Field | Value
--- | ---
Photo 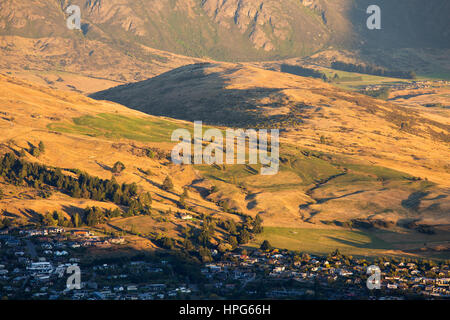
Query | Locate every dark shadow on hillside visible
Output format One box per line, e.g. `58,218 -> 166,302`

426,194 -> 447,201
401,191 -> 429,211
60,205 -> 88,219
135,172 -> 179,199
389,92 -> 434,101
90,63 -> 299,128
19,209 -> 42,222
316,190 -> 365,204
1,211 -> 20,219
95,161 -> 112,172
106,222 -> 124,233
189,179 -> 211,198
325,236 -> 388,250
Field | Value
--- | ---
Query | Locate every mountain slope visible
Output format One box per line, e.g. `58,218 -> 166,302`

1,0 -> 449,63
1,0 -> 449,96
0,34 -> 206,93
91,62 -> 450,188
1,73 -> 449,257
0,73 -> 215,215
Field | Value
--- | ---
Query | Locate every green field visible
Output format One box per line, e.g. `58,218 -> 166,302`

318,67 -> 409,90
251,226 -> 392,257
320,66 -> 450,90
417,72 -> 450,81
47,113 -> 193,143
196,152 -> 342,192
196,144 -> 414,193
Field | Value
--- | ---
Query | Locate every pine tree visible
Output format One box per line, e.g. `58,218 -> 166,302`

260,240 -> 272,251
112,161 -> 126,174
139,192 -> 152,209
162,175 -> 174,191
183,238 -> 194,251
179,194 -> 186,209
253,214 -> 263,234
73,213 -> 81,227
238,229 -> 250,244
111,208 -> 122,218
198,246 -> 212,262
161,237 -> 174,249
38,141 -> 45,153
30,146 -> 40,157
229,235 -> 238,249
43,212 -> 57,226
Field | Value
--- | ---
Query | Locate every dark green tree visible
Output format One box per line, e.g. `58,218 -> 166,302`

162,175 -> 174,191
228,235 -> 238,249
238,229 -> 251,244
260,240 -> 272,251
72,213 -> 81,227
112,161 -> 126,174
38,141 -> 45,153
253,214 -> 263,234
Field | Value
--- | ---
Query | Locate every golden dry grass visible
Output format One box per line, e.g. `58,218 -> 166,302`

0,70 -> 448,258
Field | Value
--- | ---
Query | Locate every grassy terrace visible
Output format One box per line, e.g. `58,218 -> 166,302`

251,226 -> 392,257
319,67 -> 450,90
197,148 -> 414,192
47,112 -> 417,195
47,113 -> 226,144
47,113 -> 193,143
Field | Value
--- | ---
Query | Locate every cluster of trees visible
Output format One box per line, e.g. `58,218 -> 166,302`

350,218 -> 396,230
364,87 -> 391,100
0,217 -> 11,229
0,153 -> 155,222
331,61 -> 416,79
42,210 -> 72,227
144,147 -> 168,160
176,214 -> 264,262
0,153 -> 141,208
42,206 -> 124,228
222,214 -> 263,248
22,141 -> 46,158
280,64 -> 328,81
403,220 -> 436,235
157,236 -> 175,250
182,220 -> 215,262
123,191 -> 152,217
177,215 -> 216,258
8,191 -> 151,231
82,206 -> 122,227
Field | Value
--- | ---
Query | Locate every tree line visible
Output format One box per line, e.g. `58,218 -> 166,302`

331,61 -> 416,79
41,206 -> 126,228
280,64 -> 328,81
0,153 -> 151,211
175,214 -> 264,263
